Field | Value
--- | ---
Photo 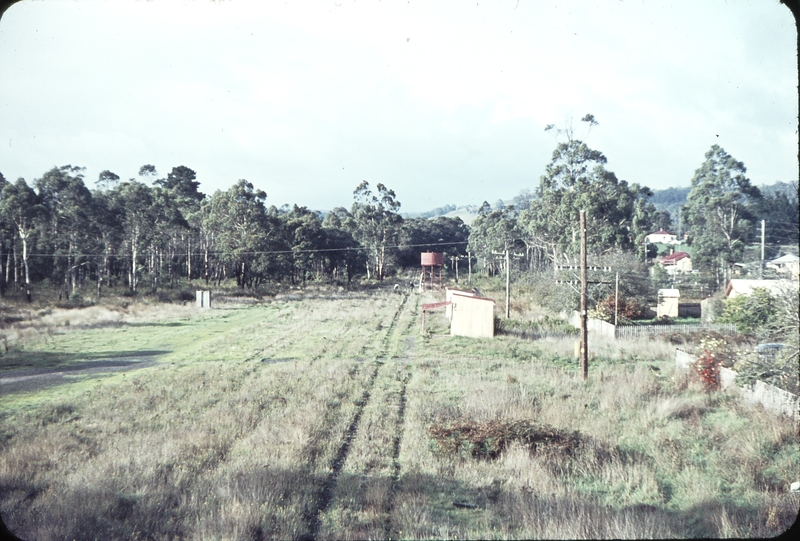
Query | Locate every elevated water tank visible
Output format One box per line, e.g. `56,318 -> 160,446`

421,252 -> 444,266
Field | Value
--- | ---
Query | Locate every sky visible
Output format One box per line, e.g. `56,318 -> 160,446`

0,0 -> 797,214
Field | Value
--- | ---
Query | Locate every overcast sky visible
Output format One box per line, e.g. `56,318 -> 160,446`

0,0 -> 797,213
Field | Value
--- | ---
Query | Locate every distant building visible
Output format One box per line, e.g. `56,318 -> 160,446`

725,279 -> 798,298
657,289 -> 680,318
766,254 -> 799,280
659,251 -> 692,274
450,293 -> 495,339
646,230 -> 679,244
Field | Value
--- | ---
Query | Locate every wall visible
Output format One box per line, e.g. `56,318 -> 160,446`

445,288 -> 475,321
674,349 -> 798,420
450,294 -> 495,339
678,303 -> 701,318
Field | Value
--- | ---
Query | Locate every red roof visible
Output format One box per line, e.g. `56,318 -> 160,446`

661,251 -> 690,264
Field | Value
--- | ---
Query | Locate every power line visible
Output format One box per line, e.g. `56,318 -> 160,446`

1,240 -> 471,258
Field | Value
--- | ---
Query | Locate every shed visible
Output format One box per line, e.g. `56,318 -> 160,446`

445,287 -> 477,320
657,289 -> 680,318
450,293 -> 495,339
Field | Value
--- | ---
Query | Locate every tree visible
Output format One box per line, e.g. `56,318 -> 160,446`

349,181 -> 403,281
750,183 -> 799,247
0,179 -> 43,301
138,164 -> 158,184
468,206 -> 523,276
397,216 -> 470,268
683,145 -> 761,288
281,205 -> 327,283
96,170 -> 120,189
518,115 -> 654,266
204,180 -> 277,288
155,166 -> 204,205
651,210 -> 673,233
34,165 -> 94,299
110,181 -> 157,293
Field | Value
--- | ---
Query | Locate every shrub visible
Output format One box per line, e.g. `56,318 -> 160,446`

588,294 -> 646,323
693,336 -> 732,392
718,288 -> 776,335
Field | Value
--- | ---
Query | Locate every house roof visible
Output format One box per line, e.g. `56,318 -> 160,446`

661,251 -> 690,263
657,289 -> 680,298
769,254 -> 799,264
648,230 -> 675,236
725,279 -> 798,298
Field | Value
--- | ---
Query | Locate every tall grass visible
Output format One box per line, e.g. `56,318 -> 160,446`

1,286 -> 797,539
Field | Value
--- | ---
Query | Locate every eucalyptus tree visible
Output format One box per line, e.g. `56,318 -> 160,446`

90,187 -> 124,292
398,216 -> 470,268
204,180 -> 274,288
96,170 -> 120,189
518,115 -> 654,266
110,181 -> 157,293
321,207 -> 364,281
280,205 -> 327,283
0,172 -> 8,295
349,181 -> 403,280
0,179 -> 43,301
33,165 -> 95,298
468,206 -> 523,276
147,186 -> 190,289
682,145 -> 761,286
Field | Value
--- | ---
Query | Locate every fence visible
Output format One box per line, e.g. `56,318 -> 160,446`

570,312 -> 737,340
675,349 -> 799,420
615,323 -> 737,339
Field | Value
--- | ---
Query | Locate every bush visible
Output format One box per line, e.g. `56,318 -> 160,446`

588,293 -> 646,323
718,288 -> 776,335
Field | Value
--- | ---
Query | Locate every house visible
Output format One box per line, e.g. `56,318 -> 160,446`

725,279 -> 798,298
766,254 -> 799,280
646,230 -> 679,244
659,251 -> 692,274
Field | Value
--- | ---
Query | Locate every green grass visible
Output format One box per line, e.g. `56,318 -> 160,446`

1,287 -> 797,539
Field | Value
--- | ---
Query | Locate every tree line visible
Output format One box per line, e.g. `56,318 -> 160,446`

0,167 -> 469,301
468,117 -> 797,289
1,115 -> 794,302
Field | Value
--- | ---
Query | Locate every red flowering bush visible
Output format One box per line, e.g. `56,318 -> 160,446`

694,337 -> 727,391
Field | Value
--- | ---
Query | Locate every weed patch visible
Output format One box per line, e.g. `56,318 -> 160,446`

429,419 -> 582,460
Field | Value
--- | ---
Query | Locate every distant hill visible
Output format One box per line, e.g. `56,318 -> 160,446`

413,181 -> 797,229
650,181 -> 798,225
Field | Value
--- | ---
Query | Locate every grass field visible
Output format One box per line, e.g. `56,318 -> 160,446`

1,285 -> 798,540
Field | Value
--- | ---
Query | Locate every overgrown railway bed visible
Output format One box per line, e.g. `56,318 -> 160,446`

0,288 -> 797,539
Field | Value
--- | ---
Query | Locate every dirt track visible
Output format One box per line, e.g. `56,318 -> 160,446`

0,357 -> 158,395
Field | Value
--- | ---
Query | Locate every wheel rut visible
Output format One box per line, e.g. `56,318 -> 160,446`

303,292 -> 410,540
384,369 -> 410,539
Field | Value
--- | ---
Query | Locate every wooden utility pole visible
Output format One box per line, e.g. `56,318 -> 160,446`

761,220 -> 765,278
580,210 -> 588,380
614,271 -> 619,327
505,248 -> 510,318
467,251 -> 472,284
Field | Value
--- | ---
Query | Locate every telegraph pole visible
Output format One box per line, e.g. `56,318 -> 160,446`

505,248 -> 510,318
580,210 -> 588,380
614,271 -> 619,327
467,251 -> 472,285
761,220 -> 765,278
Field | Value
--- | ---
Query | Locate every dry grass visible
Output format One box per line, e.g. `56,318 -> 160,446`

1,286 -> 798,539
